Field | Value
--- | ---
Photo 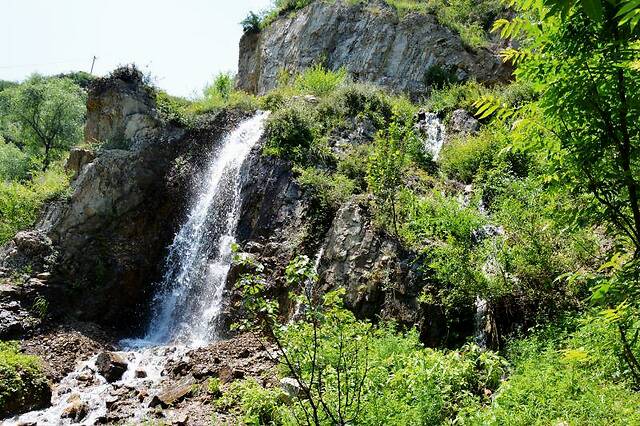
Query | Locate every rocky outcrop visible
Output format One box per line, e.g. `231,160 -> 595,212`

237,0 -> 510,97
0,68 -> 251,330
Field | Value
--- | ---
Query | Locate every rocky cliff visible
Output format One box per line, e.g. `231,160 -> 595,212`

237,0 -> 510,97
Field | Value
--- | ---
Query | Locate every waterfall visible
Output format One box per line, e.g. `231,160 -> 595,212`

144,112 -> 268,346
420,112 -> 446,160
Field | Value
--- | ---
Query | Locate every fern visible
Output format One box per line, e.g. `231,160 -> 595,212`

472,96 -> 515,120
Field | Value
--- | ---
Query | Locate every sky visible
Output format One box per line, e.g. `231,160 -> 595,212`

1,0 -> 273,97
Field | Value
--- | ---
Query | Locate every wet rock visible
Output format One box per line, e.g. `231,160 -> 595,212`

148,376 -> 195,408
61,394 -> 88,422
96,352 -> 128,382
134,368 -> 147,378
172,412 -> 189,426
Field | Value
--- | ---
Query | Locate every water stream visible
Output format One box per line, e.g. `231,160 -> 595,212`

8,112 -> 269,425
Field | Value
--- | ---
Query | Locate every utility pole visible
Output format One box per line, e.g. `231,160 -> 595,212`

90,56 -> 97,74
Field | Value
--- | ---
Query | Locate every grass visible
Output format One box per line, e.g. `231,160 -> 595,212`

0,342 -> 49,417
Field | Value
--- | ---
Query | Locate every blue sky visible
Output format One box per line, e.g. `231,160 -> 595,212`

1,0 -> 273,97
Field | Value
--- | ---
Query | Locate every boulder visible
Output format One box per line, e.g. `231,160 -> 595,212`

449,109 -> 480,135
61,394 -> 88,422
148,376 -> 195,408
280,377 -> 303,400
95,352 -> 128,383
65,148 -> 96,179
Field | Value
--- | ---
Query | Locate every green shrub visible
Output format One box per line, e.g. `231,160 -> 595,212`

241,11 -> 263,34
295,167 -> 356,210
293,64 -> 348,96
0,142 -> 34,182
264,104 -> 316,162
460,314 -> 640,425
0,342 -> 49,417
439,128 -> 501,183
0,165 -> 69,244
215,379 -> 288,425
156,91 -> 193,126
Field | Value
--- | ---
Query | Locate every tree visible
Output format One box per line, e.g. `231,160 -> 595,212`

481,0 -> 640,385
0,75 -> 86,171
232,251 -> 371,425
367,116 -> 415,235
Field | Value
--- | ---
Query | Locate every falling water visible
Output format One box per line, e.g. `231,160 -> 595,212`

420,112 -> 446,160
145,112 -> 269,346
8,112 -> 270,426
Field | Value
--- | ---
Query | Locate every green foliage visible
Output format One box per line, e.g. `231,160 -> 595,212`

264,104 -> 316,162
190,73 -> 258,115
233,255 -> 510,425
295,167 -> 356,211
0,341 -> 48,417
155,91 -> 193,126
293,65 -> 348,96
207,377 -> 222,397
460,313 -> 640,425
242,11 -> 264,33
0,75 -> 86,171
0,142 -> 34,181
0,165 -> 69,244
216,379 -> 288,425
367,117 -> 418,233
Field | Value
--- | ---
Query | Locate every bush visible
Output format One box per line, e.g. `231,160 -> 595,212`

0,142 -> 34,182
264,104 -> 316,162
459,314 -> 640,425
215,379 -> 288,425
295,167 -> 356,210
439,128 -> 502,183
0,342 -> 49,418
241,11 -> 263,34
0,165 -> 69,244
293,64 -> 348,96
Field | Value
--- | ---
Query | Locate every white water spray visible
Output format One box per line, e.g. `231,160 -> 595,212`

8,113 -> 269,425
145,112 -> 268,346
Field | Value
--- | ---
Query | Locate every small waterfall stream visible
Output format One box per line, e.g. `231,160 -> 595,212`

9,112 -> 269,425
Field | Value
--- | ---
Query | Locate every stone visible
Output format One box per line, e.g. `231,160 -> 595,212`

218,365 -> 245,384
134,368 -> 147,378
65,148 -> 96,179
61,394 -> 88,422
449,109 -> 480,134
148,376 -> 195,408
237,0 -> 511,98
95,352 -> 128,383
280,377 -> 303,400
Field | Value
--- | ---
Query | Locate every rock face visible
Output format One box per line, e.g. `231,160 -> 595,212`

237,0 -> 510,97
0,69 -> 250,329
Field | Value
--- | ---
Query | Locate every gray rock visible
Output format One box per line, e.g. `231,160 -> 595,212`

449,109 -> 480,134
280,377 -> 303,400
148,376 -> 195,408
95,352 -> 128,383
65,148 -> 96,179
237,0 -> 511,98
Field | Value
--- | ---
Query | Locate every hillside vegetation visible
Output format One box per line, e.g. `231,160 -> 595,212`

1,0 -> 639,422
